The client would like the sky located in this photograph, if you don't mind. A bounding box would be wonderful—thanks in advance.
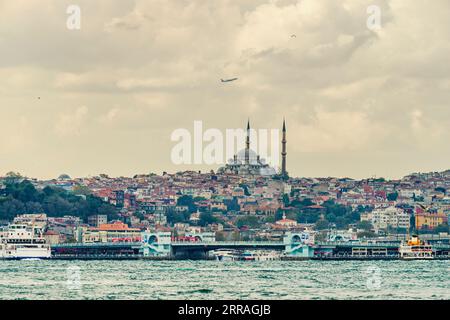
[0,0,449,180]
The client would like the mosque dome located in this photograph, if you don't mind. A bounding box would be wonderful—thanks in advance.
[58,174,71,180]
[218,120,286,178]
[236,148,259,164]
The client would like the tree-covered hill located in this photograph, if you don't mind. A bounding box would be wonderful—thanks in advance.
[0,180,118,222]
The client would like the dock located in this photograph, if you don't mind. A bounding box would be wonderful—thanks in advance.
[49,240,450,260]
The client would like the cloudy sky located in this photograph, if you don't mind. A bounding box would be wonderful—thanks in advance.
[0,0,449,180]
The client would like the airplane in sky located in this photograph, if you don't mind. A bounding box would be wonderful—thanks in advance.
[221,78,238,83]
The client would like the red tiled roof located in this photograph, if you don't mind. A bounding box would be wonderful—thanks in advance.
[95,221,140,231]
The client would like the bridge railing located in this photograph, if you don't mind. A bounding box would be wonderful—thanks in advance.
[315,241,450,249]
[53,242,142,248]
[51,240,450,249]
[315,241,401,247]
[171,241,284,246]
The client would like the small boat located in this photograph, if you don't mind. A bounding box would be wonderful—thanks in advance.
[399,235,434,260]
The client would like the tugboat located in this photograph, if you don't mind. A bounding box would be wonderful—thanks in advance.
[0,224,51,260]
[399,235,434,260]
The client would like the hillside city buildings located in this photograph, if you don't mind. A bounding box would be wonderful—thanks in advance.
[0,121,449,244]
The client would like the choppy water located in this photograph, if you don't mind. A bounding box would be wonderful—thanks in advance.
[0,260,448,300]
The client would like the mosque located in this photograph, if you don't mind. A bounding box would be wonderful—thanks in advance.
[217,120,288,179]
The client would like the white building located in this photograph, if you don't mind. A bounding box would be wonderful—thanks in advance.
[88,214,107,227]
[13,214,48,229]
[399,189,423,199]
[362,206,410,232]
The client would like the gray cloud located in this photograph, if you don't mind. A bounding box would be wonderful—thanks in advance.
[0,0,449,179]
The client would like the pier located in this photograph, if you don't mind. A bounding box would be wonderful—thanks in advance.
[51,238,450,260]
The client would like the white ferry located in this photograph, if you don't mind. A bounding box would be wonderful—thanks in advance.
[0,224,51,260]
[212,249,241,261]
[399,235,434,260]
[239,250,281,261]
[212,249,281,261]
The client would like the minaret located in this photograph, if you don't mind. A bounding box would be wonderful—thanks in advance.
[281,118,287,178]
[245,119,250,165]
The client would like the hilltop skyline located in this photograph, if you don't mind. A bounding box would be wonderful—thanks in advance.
[1,0,450,180]
[2,167,450,183]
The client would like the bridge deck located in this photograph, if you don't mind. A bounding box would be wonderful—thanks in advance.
[53,242,142,249]
[52,241,450,250]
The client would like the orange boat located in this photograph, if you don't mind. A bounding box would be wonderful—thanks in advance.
[399,235,434,260]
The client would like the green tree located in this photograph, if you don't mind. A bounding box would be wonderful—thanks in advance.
[435,187,446,194]
[291,198,314,208]
[387,192,398,201]
[73,185,92,196]
[167,210,189,224]
[239,184,251,196]
[282,194,290,206]
[224,197,240,212]
[3,172,23,185]
[177,195,197,213]
[236,215,260,228]
[434,224,449,234]
[356,220,373,231]
[263,215,276,223]
[199,212,218,226]
[297,211,320,224]
[315,219,330,230]
[357,230,377,238]
[0,181,118,223]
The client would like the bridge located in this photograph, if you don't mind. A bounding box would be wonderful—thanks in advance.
[170,241,286,259]
[51,231,450,260]
[52,241,143,258]
[52,232,314,259]
[172,241,285,250]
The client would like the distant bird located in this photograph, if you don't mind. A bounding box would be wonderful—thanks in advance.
[221,78,238,83]
[37,97,41,99]
[290,34,296,38]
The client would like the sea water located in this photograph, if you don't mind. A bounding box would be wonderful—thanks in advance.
[0,260,448,300]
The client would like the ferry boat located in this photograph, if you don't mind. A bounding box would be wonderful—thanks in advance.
[239,250,281,261]
[399,235,434,260]
[212,249,281,261]
[212,249,241,261]
[0,224,51,260]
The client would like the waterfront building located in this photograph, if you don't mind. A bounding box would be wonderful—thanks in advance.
[415,207,448,230]
[13,213,48,229]
[88,214,108,227]
[76,221,141,243]
[43,230,61,245]
[361,206,410,232]
[275,213,298,228]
